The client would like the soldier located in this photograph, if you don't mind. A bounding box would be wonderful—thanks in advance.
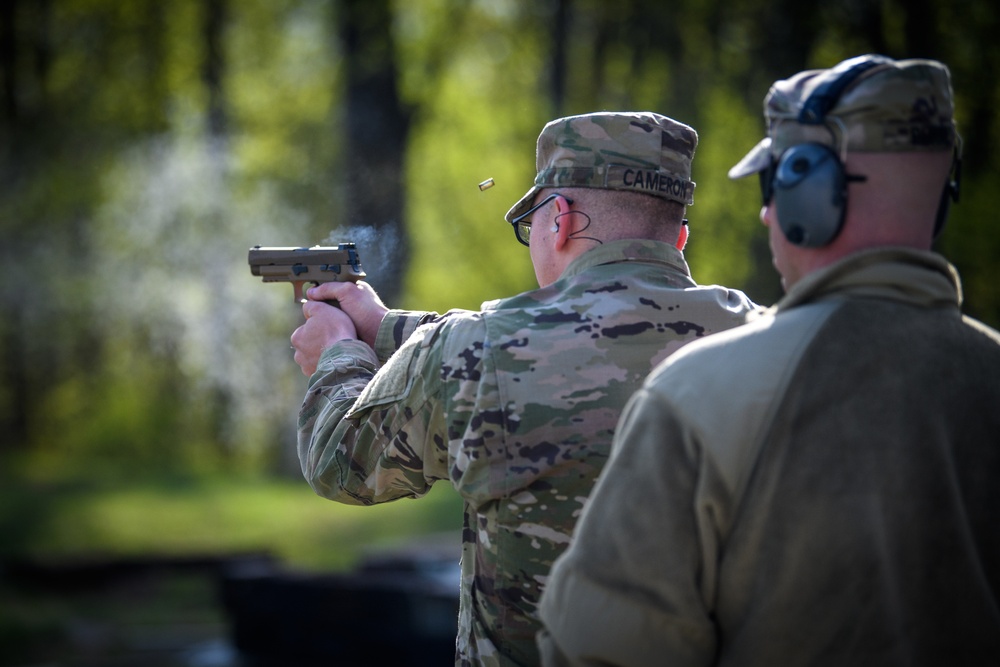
[290,111,757,667]
[538,57,1000,666]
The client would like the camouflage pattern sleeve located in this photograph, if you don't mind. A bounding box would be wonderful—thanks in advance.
[298,326,457,504]
[374,309,481,363]
[373,309,439,363]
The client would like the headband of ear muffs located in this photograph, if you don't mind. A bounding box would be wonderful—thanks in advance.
[766,56,889,247]
[763,55,961,246]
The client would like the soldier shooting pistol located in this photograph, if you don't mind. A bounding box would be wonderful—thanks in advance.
[248,243,366,304]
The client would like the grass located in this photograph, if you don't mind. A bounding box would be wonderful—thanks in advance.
[0,473,465,571]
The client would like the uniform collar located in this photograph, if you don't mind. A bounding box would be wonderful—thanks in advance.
[560,239,694,283]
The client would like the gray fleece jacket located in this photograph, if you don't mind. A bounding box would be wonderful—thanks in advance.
[539,247,1000,666]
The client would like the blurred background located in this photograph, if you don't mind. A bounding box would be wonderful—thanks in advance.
[2,0,998,664]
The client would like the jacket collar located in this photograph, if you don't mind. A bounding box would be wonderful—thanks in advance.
[773,247,962,314]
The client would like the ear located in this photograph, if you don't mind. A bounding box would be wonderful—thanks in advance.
[675,222,689,250]
[553,195,573,250]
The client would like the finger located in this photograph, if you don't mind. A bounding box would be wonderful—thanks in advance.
[301,299,331,320]
[307,281,354,301]
[292,348,315,376]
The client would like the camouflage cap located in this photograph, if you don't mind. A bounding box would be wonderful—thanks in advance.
[729,55,959,179]
[505,111,698,222]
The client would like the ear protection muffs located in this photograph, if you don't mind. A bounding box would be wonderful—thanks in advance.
[766,55,892,247]
[771,143,847,246]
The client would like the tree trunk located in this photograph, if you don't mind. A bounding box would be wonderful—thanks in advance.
[339,0,411,305]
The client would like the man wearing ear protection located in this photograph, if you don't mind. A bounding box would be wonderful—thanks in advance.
[538,56,1000,666]
[289,111,756,666]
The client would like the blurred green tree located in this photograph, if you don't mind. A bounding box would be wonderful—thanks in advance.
[0,0,997,476]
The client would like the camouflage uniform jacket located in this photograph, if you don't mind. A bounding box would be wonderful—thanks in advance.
[298,239,757,666]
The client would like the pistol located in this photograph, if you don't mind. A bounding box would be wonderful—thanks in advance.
[248,243,366,303]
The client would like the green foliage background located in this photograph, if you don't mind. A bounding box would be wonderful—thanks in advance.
[2,4,996,659]
[2,0,998,482]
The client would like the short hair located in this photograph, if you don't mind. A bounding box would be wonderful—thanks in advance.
[567,188,686,243]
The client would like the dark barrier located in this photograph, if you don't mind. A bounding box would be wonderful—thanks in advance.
[219,551,460,667]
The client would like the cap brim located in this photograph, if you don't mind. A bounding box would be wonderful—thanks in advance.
[728,137,773,179]
[504,186,542,223]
